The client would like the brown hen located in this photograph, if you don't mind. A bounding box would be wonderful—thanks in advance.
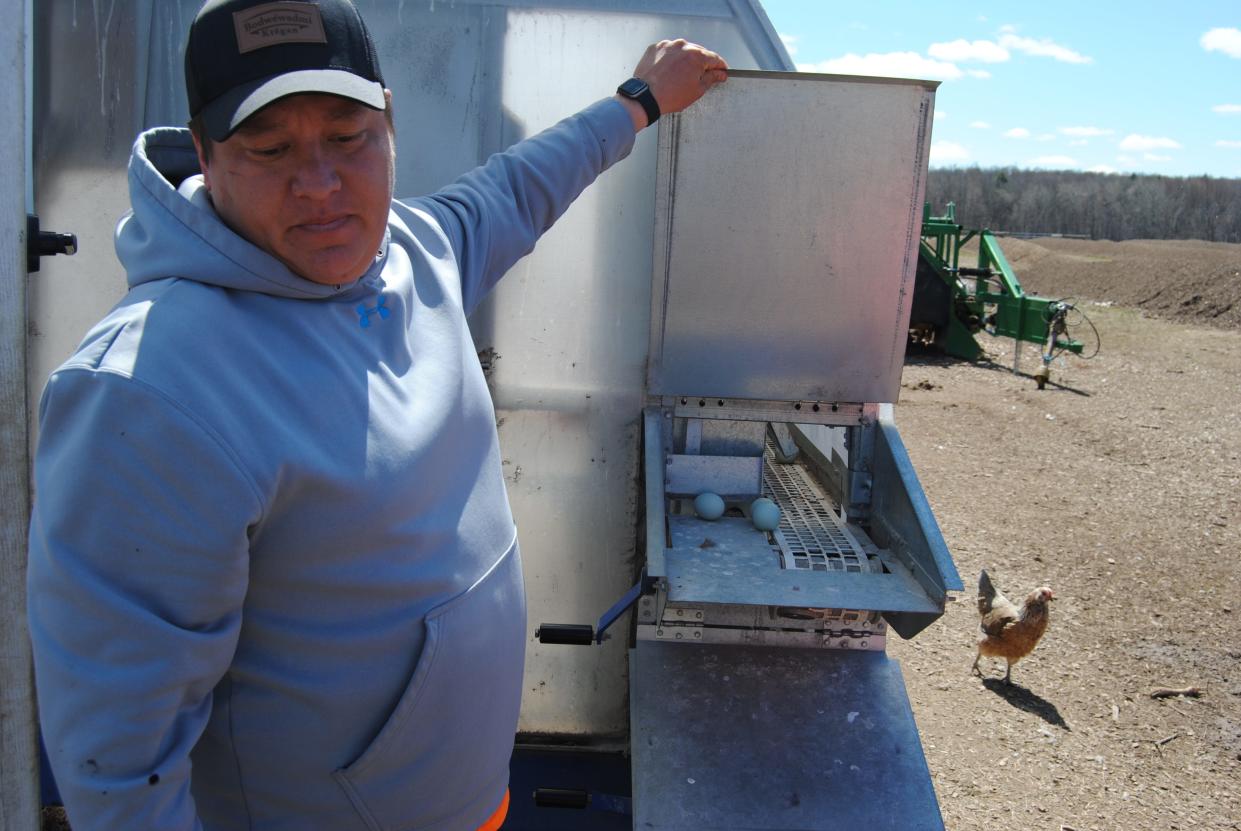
[971,569,1053,684]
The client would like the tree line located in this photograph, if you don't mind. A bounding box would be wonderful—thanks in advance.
[924,167,1241,243]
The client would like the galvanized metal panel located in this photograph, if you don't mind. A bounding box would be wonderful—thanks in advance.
[3,1,39,824]
[475,8,767,738]
[665,516,939,612]
[666,454,763,497]
[630,643,944,830]
[678,416,767,456]
[648,70,937,404]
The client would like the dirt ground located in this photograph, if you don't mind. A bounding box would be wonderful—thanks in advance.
[889,237,1241,831]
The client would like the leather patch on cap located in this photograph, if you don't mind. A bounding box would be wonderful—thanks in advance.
[233,2,328,54]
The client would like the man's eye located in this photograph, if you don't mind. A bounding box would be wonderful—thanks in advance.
[334,131,364,145]
[248,145,285,159]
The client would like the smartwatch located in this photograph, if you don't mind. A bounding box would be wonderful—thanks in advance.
[617,77,661,125]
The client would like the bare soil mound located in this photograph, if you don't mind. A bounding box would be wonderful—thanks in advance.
[992,237,1241,330]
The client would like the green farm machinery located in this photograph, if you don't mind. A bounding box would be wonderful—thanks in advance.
[910,203,1091,388]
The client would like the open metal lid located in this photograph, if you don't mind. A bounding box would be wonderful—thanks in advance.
[646,70,937,405]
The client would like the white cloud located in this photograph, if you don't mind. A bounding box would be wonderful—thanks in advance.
[1036,133,1056,142]
[1060,126,1114,137]
[930,141,971,164]
[966,69,992,79]
[970,121,991,129]
[797,52,963,81]
[1027,155,1078,168]
[999,33,1092,64]
[1143,153,1172,162]
[1068,139,1088,147]
[1003,127,1031,138]
[927,39,1009,63]
[1201,27,1241,58]
[1212,104,1241,114]
[1217,139,1241,148]
[1088,165,1117,174]
[780,33,798,58]
[1119,134,1183,151]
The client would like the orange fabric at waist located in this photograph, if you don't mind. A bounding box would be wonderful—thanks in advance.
[476,788,509,831]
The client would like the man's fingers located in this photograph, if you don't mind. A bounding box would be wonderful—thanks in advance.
[627,39,729,120]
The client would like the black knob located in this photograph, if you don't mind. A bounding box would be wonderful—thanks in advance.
[27,214,78,273]
[535,623,595,645]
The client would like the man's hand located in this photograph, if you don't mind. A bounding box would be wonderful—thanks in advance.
[617,39,729,130]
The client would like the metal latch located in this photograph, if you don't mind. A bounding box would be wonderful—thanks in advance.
[27,214,77,273]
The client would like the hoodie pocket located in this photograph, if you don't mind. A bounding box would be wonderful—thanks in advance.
[334,539,526,831]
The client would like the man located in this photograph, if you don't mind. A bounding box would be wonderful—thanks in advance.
[26,1,726,828]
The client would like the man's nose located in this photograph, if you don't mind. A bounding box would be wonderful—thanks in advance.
[291,150,342,199]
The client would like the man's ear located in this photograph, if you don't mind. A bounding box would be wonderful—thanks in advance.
[190,131,212,191]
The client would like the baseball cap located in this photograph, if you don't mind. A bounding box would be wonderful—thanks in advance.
[185,0,386,142]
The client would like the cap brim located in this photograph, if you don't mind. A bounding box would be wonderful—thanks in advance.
[200,69,386,142]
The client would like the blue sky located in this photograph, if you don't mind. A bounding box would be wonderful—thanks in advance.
[760,1,1241,178]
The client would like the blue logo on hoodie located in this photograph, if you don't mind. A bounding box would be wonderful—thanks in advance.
[357,295,390,329]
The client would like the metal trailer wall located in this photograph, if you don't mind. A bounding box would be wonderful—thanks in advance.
[3,1,40,828]
[24,0,792,765]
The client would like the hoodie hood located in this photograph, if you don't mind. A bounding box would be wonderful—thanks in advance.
[116,127,388,299]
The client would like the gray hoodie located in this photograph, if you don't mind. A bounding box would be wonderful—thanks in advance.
[29,97,635,831]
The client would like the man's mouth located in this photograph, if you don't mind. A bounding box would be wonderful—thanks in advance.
[296,215,351,233]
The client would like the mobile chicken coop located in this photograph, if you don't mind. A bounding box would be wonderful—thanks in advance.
[2,2,961,829]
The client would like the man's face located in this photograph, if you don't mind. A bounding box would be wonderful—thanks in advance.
[193,92,395,286]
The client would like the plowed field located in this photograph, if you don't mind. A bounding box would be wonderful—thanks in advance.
[894,237,1241,831]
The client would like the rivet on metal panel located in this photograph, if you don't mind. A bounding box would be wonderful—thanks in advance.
[717,400,724,407]
[676,609,683,617]
[698,399,706,407]
[693,631,701,639]
[861,641,869,648]
[675,632,683,640]
[695,612,702,620]
[680,398,687,405]
[794,403,802,411]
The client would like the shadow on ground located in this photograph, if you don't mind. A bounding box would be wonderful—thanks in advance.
[982,677,1071,730]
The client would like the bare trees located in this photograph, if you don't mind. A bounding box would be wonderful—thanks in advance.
[926,168,1241,242]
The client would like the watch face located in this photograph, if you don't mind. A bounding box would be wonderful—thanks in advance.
[619,77,649,97]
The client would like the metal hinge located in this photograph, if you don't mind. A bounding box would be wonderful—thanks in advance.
[653,623,703,642]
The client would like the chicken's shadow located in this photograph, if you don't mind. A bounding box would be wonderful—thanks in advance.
[982,678,1071,730]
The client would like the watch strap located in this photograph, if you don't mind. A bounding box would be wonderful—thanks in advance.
[617,77,660,125]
